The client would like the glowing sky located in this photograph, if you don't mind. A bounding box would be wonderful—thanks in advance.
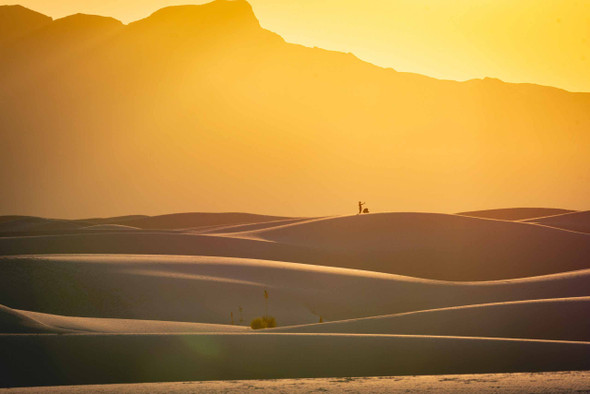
[3,0,589,92]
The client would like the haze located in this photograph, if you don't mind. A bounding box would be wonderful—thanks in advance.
[0,0,588,218]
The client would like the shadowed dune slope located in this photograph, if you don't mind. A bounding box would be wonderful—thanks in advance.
[2,333,590,387]
[526,210,590,234]
[457,208,575,221]
[1,213,589,280]
[0,217,90,233]
[272,297,590,341]
[7,308,248,334]
[2,255,590,326]
[236,213,590,280]
[77,215,150,225]
[0,304,56,333]
[120,212,295,230]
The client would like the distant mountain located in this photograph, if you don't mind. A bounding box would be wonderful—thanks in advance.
[0,5,51,44]
[1,0,589,217]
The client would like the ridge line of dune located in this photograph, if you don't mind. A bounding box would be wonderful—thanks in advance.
[267,296,590,331]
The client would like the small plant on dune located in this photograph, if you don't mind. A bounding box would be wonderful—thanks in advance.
[250,316,277,329]
[250,289,277,329]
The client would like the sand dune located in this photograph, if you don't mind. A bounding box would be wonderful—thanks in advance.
[0,304,56,334]
[525,210,590,234]
[272,297,590,341]
[457,208,575,221]
[194,217,314,235]
[0,212,295,233]
[233,212,590,280]
[119,212,294,230]
[2,333,589,387]
[2,254,590,326]
[0,215,33,225]
[81,224,140,231]
[76,215,149,225]
[0,217,89,233]
[10,371,589,394]
[8,308,248,334]
[1,213,589,280]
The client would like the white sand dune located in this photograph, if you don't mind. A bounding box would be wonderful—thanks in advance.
[525,210,590,234]
[2,213,589,280]
[0,217,88,233]
[13,308,248,334]
[457,208,576,221]
[76,215,149,225]
[2,254,590,327]
[193,217,313,235]
[271,296,590,341]
[230,212,590,280]
[119,212,295,230]
[1,333,589,387]
[1,211,589,388]
[0,304,57,333]
[81,224,140,231]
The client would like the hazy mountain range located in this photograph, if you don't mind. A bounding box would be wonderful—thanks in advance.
[1,0,589,217]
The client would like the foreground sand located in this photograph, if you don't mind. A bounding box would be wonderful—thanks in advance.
[2,333,589,387]
[4,371,589,393]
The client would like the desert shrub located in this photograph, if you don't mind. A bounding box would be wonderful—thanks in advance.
[250,316,277,329]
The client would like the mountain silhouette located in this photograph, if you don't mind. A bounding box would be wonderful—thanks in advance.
[0,5,51,44]
[0,0,589,217]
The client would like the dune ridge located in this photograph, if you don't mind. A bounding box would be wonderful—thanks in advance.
[271,296,590,341]
[525,210,590,234]
[457,208,576,221]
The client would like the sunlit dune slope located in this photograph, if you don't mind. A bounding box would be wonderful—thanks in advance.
[2,255,590,326]
[2,333,590,387]
[526,210,590,234]
[457,208,576,221]
[271,297,590,341]
[0,306,248,334]
[1,0,589,217]
[82,224,140,231]
[1,213,588,280]
[194,217,312,234]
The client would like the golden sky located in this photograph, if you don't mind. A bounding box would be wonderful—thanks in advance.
[3,0,590,92]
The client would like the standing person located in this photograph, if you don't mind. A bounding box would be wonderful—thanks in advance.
[358,201,366,214]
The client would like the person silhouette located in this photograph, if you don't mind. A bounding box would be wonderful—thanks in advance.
[358,201,366,214]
